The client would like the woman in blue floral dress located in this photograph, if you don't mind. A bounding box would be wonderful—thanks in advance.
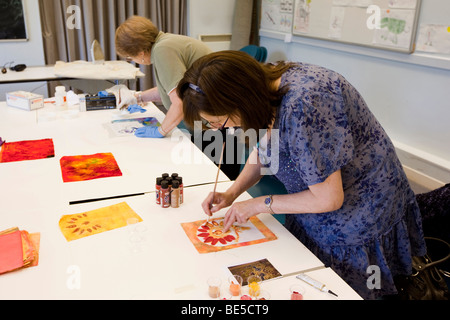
[177,51,426,299]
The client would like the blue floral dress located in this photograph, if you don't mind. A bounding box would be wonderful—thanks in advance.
[263,63,426,299]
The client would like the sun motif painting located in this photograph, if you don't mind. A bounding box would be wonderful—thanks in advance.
[0,138,55,163]
[181,217,277,254]
[59,152,122,183]
[59,202,142,242]
[196,219,250,246]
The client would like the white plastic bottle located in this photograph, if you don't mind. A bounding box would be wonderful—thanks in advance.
[55,86,67,108]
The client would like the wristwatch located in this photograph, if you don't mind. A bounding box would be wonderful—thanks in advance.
[264,195,275,214]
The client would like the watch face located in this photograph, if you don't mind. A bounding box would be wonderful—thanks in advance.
[265,197,271,206]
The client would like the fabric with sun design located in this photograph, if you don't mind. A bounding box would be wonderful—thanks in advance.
[197,219,251,246]
[181,217,277,254]
[59,202,142,242]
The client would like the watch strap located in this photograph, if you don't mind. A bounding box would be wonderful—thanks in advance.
[265,195,275,214]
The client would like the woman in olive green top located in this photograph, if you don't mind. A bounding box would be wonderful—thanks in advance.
[115,16,212,138]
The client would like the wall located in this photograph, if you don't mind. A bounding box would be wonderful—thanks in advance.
[0,0,47,99]
[260,2,450,190]
[187,0,236,40]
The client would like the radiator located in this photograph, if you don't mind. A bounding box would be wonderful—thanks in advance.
[198,34,232,52]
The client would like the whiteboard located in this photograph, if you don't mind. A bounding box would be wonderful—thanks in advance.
[0,0,28,41]
[261,0,422,53]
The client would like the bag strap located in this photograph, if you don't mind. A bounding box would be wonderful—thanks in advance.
[415,237,450,272]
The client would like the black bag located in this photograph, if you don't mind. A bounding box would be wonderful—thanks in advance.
[394,237,450,300]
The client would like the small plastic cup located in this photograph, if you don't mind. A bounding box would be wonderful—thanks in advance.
[247,275,262,298]
[290,284,305,300]
[207,277,222,299]
[126,218,145,253]
[219,288,233,300]
[228,275,243,296]
[257,289,271,300]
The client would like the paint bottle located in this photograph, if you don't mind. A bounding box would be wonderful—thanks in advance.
[55,86,67,108]
[171,180,180,208]
[166,176,173,188]
[155,177,163,205]
[160,180,170,208]
[175,176,184,204]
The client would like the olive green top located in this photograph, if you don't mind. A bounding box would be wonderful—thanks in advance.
[151,32,212,110]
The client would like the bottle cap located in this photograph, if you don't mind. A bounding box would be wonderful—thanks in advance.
[161,180,169,188]
[156,177,163,185]
[171,173,179,178]
[162,173,169,179]
[172,180,180,188]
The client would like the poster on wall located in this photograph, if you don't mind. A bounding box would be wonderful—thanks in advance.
[0,0,28,41]
[261,0,294,33]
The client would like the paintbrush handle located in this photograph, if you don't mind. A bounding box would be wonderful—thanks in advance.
[210,142,226,209]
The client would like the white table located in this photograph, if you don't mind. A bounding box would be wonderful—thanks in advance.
[0,63,145,84]
[0,182,331,300]
[0,66,72,84]
[0,101,39,130]
[0,102,230,210]
[256,268,362,300]
[0,99,361,301]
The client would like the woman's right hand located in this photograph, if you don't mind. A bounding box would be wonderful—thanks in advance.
[201,191,235,217]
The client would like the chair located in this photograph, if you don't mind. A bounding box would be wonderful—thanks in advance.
[239,45,268,63]
[91,40,105,64]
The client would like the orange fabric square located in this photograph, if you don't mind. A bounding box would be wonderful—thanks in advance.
[60,153,122,183]
[0,229,24,274]
[0,139,54,163]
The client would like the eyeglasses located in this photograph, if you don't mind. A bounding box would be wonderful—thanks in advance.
[204,116,229,130]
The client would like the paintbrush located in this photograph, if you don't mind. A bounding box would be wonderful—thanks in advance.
[207,117,230,223]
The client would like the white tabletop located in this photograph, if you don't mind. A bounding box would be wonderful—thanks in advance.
[0,99,361,300]
[0,66,64,84]
[257,268,362,300]
[0,102,230,209]
[0,63,145,84]
[0,101,39,129]
[0,182,330,300]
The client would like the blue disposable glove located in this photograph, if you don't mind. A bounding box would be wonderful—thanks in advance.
[134,126,164,138]
[98,90,109,97]
[127,104,147,114]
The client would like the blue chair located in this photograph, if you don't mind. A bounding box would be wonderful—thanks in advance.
[239,45,268,63]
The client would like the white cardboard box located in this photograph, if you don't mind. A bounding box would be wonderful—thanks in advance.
[6,91,44,111]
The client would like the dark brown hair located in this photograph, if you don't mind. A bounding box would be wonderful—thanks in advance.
[115,16,159,58]
[177,50,294,131]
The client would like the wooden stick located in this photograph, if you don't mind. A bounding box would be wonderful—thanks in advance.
[210,141,226,213]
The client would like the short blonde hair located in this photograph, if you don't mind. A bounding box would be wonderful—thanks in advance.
[115,16,159,58]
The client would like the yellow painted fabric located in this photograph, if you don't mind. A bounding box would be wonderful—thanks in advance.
[59,202,142,242]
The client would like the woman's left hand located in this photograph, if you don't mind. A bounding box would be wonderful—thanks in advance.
[223,198,261,232]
